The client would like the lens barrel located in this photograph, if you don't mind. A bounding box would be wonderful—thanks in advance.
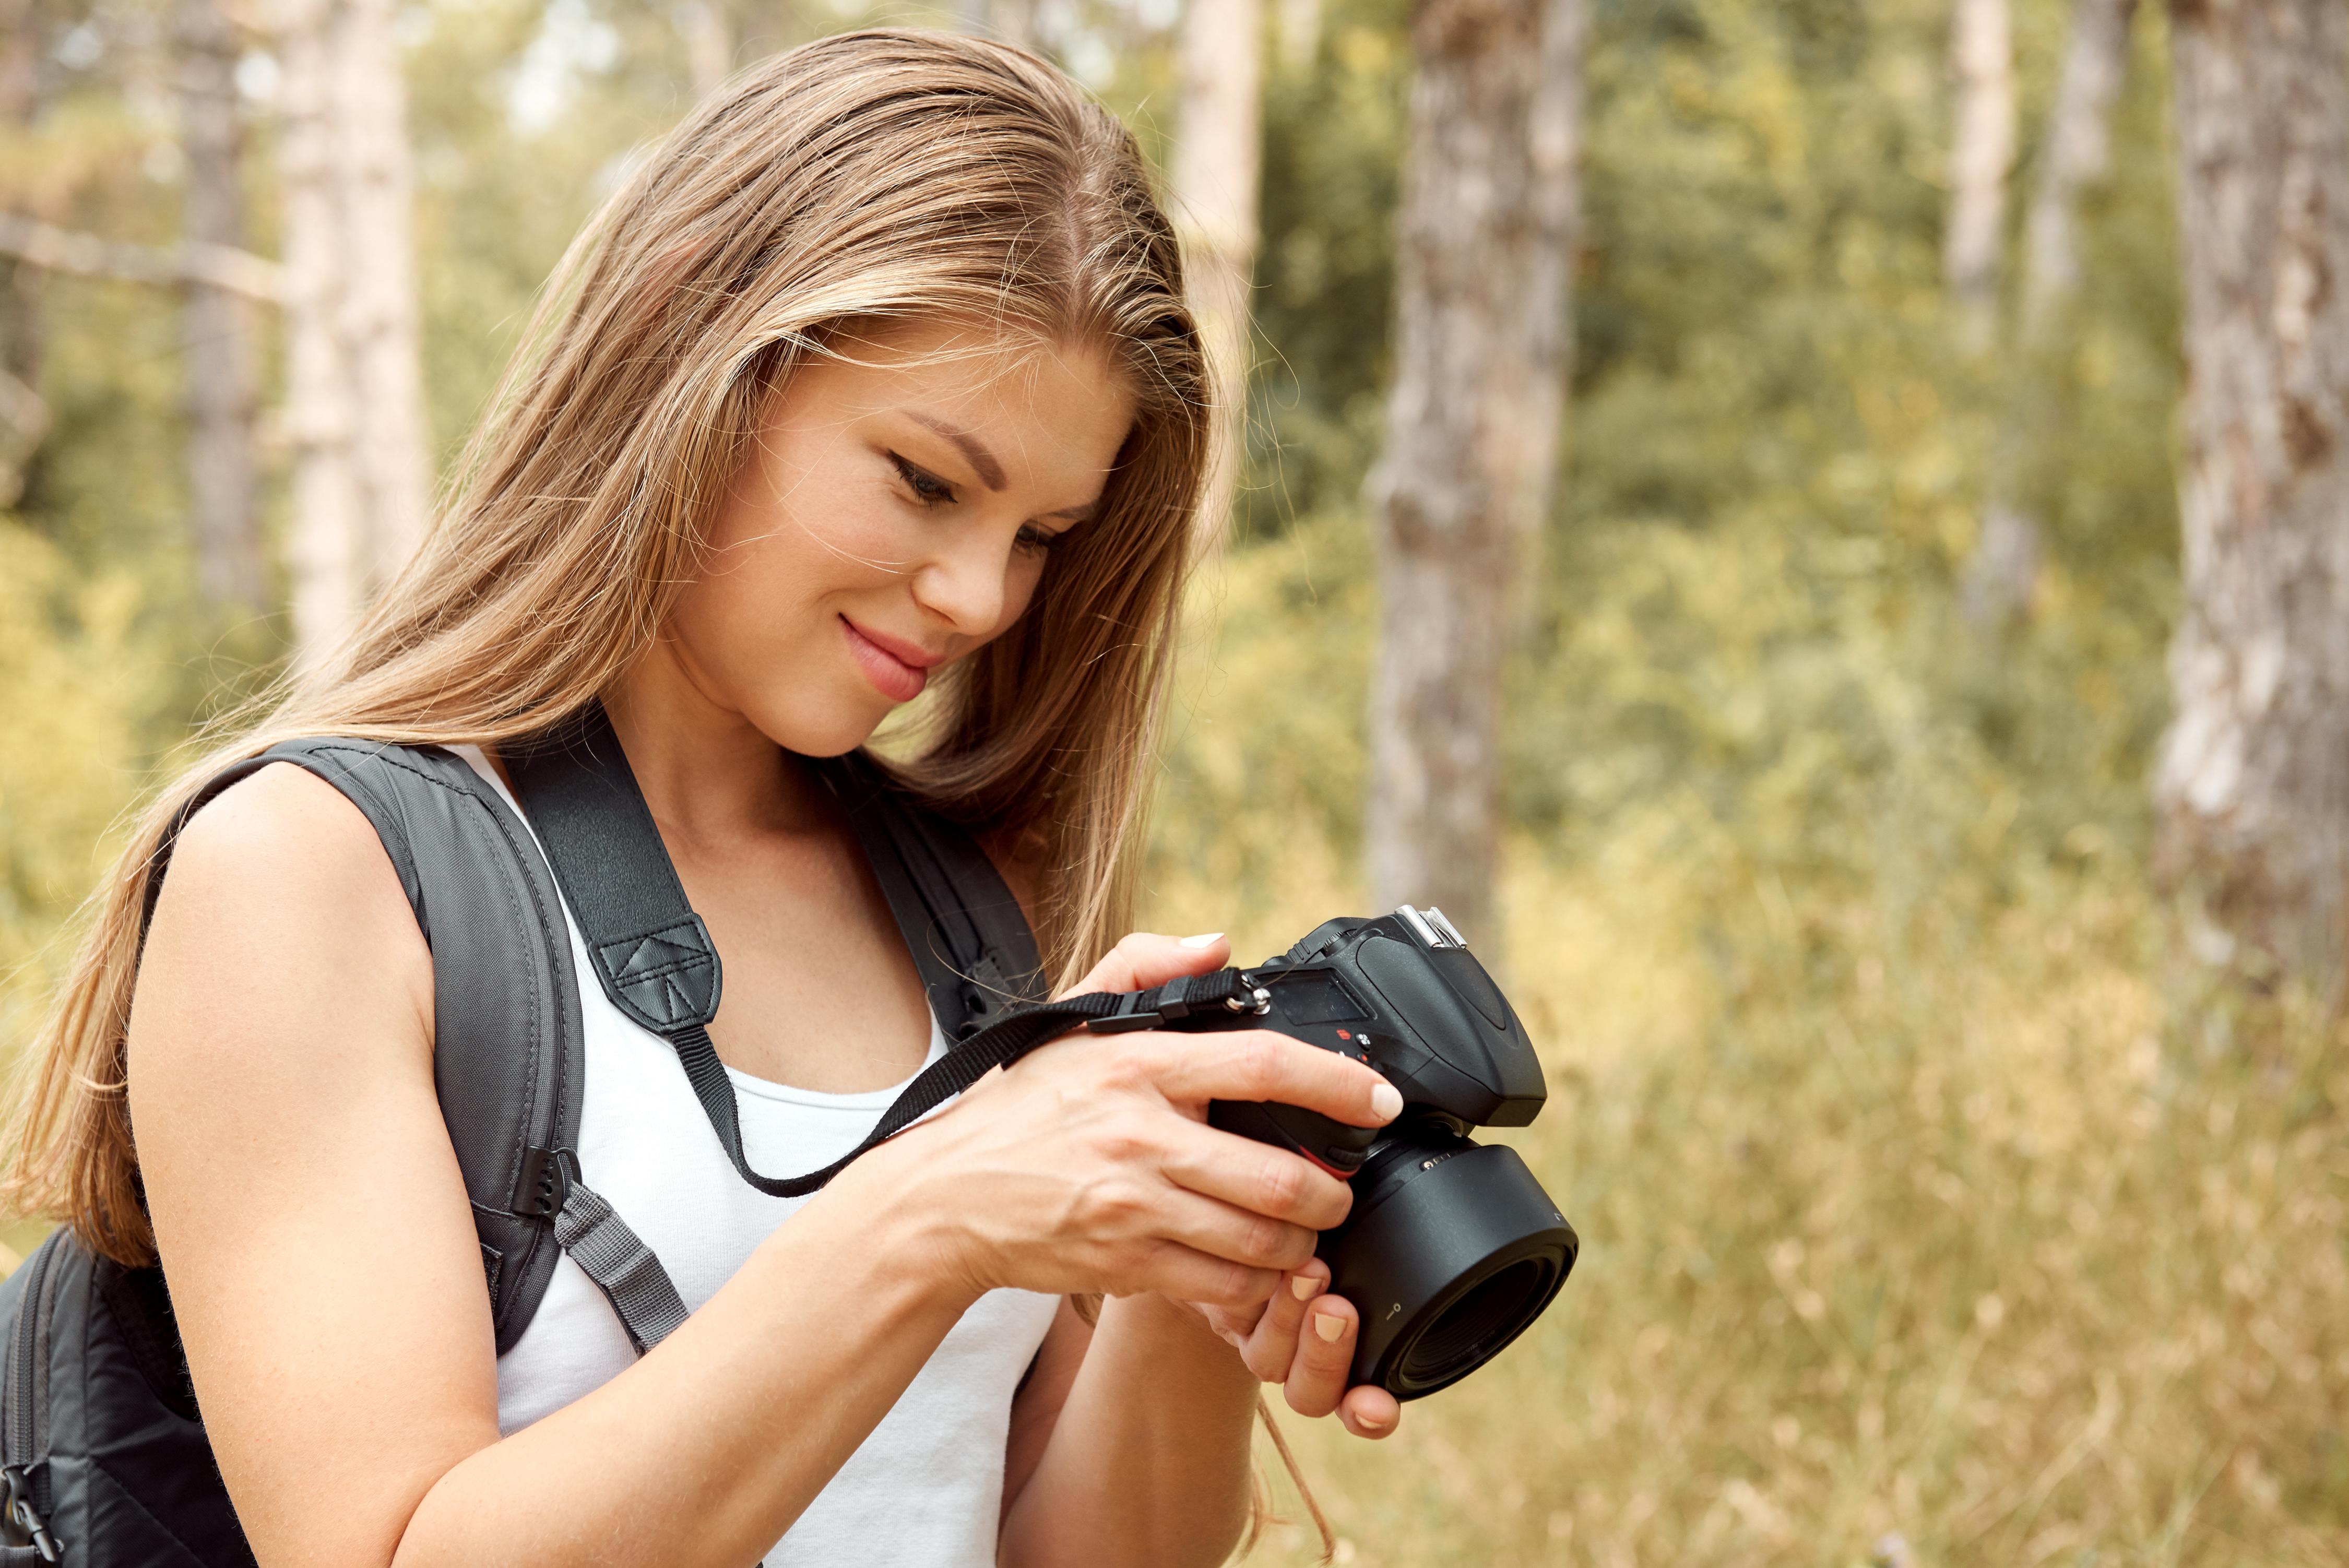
[1320,1130,1577,1399]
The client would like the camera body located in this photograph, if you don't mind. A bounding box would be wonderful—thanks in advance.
[1154,907,1579,1400]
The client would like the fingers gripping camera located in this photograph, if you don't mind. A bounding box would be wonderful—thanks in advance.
[666,898,1580,1401]
[1113,908,1580,1400]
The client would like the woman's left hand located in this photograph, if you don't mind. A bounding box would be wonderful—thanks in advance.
[1195,1261,1402,1439]
[1058,931,1404,1442]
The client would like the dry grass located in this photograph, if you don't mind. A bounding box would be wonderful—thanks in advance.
[1144,529,2349,1568]
[1147,847,2348,1568]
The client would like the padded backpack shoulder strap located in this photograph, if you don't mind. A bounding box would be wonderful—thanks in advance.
[810,752,1049,1036]
[506,704,1053,1202]
[152,740,685,1354]
[505,704,1047,1041]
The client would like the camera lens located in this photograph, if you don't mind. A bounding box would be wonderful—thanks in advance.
[1318,1123,1577,1399]
[1394,1256,1558,1387]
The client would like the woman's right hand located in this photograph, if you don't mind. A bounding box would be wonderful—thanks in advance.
[834,931,1401,1312]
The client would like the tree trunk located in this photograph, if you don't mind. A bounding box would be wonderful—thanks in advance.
[278,0,363,664]
[0,0,44,508]
[688,0,810,86]
[2019,0,2137,344]
[1172,0,1263,547]
[1945,0,2014,354]
[1961,0,2137,628]
[335,0,431,596]
[991,0,1038,51]
[1366,0,1582,946]
[2153,0,2349,1001]
[683,0,734,99]
[277,0,431,668]
[177,0,266,609]
[1277,0,1320,73]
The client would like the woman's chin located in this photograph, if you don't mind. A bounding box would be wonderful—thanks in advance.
[752,695,894,761]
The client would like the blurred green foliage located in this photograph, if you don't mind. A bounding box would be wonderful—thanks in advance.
[1153,1,2340,1562]
[6,0,2347,1558]
[1165,0,2185,922]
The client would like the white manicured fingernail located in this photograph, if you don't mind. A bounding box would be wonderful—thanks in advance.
[1370,1083,1404,1121]
[1290,1274,1320,1301]
[1313,1310,1346,1344]
[1357,1410,1391,1431]
[1180,932,1225,948]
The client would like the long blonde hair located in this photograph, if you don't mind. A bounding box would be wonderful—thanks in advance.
[5,30,1206,1268]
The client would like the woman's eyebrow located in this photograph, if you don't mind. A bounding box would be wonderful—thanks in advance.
[903,411,1007,491]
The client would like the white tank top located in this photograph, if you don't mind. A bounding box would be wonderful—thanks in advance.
[455,749,1060,1566]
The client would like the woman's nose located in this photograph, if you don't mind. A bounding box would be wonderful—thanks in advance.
[910,526,1013,638]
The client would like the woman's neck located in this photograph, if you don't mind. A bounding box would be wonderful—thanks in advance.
[602,650,834,850]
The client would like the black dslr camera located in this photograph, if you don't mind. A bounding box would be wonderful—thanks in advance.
[1145,907,1577,1399]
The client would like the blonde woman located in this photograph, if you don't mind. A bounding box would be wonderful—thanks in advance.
[3,30,1402,1568]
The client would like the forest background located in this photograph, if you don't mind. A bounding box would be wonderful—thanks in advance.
[2,0,2345,1565]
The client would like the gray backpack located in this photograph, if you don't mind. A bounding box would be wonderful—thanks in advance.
[1,715,1046,1565]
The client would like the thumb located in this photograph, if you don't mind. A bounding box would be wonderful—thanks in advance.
[1059,931,1231,999]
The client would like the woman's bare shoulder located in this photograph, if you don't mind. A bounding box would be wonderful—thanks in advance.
[139,760,431,1060]
[162,761,411,915]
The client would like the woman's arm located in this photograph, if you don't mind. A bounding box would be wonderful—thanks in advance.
[134,767,1391,1568]
[132,765,977,1565]
[994,939,1404,1568]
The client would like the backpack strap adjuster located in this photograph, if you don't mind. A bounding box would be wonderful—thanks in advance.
[514,1146,580,1221]
[2,1465,59,1563]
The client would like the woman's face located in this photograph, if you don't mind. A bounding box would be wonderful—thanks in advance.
[654,320,1138,757]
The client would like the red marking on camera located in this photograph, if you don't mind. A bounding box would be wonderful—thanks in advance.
[1302,1149,1365,1180]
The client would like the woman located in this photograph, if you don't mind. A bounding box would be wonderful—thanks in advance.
[3,29,1404,1568]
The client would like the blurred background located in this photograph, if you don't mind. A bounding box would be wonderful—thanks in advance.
[3,0,2346,1563]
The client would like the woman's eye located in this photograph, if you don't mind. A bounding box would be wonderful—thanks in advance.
[1015,523,1064,555]
[888,453,957,507]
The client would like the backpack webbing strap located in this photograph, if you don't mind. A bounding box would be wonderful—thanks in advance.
[812,754,1047,1037]
[160,739,689,1361]
[554,1180,692,1353]
[507,703,1262,1200]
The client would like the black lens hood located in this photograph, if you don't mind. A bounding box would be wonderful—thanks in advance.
[1320,1139,1577,1399]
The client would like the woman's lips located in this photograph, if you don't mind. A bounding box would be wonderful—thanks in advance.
[840,616,932,703]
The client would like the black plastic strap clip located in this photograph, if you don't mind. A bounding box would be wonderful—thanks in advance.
[515,1146,581,1221]
[2,1466,59,1563]
[1086,970,1271,1034]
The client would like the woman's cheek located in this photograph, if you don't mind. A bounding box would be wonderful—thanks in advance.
[992,558,1046,638]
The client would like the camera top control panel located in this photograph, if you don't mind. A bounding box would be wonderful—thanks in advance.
[1192,906,1550,1177]
[1247,906,1546,1130]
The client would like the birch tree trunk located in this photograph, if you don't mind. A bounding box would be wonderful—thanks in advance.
[1945,0,2014,355]
[336,0,431,596]
[1960,0,2136,627]
[993,0,1039,52]
[683,0,735,99]
[277,0,431,668]
[0,0,44,508]
[1366,0,1582,944]
[2153,0,2349,1001]
[1172,0,1263,547]
[1277,0,1320,73]
[2017,0,2136,346]
[278,0,363,662]
[177,0,266,609]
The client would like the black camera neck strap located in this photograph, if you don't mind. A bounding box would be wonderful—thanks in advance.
[506,703,1262,1199]
[697,969,1263,1198]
